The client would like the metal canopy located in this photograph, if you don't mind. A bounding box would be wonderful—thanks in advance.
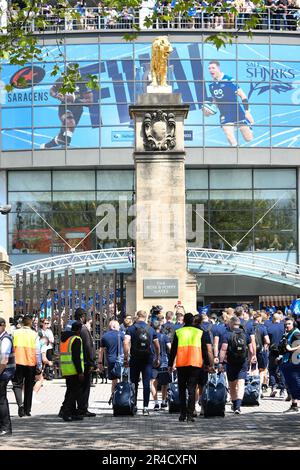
[10,247,300,289]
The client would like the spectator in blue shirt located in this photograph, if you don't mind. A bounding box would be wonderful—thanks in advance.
[98,320,124,395]
[151,321,171,410]
[251,312,270,397]
[267,313,286,397]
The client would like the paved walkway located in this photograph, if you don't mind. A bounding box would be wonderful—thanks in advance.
[2,380,300,450]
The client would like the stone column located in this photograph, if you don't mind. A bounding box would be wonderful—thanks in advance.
[0,247,14,329]
[126,93,197,314]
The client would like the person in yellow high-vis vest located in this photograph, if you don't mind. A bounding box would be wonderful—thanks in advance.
[169,313,214,422]
[12,315,42,418]
[59,321,85,422]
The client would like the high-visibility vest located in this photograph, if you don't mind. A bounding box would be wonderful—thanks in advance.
[175,326,203,368]
[0,332,16,380]
[60,335,84,377]
[13,327,38,367]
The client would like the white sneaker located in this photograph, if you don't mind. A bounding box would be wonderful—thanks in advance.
[40,143,46,149]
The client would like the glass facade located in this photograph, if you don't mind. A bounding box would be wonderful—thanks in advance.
[8,168,297,264]
[1,42,300,150]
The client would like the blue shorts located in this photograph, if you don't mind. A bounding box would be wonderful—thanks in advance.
[226,362,248,382]
[257,350,269,370]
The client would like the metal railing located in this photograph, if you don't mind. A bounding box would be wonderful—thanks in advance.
[5,8,300,33]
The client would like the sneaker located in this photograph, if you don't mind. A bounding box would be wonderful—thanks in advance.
[18,406,25,418]
[279,390,286,398]
[187,415,195,422]
[25,412,31,417]
[262,384,268,392]
[160,402,168,409]
[285,394,292,402]
[234,409,241,415]
[0,430,12,436]
[179,414,186,422]
[284,405,299,413]
[270,390,277,398]
[260,393,264,399]
[143,408,150,416]
[83,411,96,417]
[153,404,160,411]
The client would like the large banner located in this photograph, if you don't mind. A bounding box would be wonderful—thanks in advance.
[1,42,300,150]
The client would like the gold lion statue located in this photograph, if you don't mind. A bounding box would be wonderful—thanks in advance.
[150,36,173,88]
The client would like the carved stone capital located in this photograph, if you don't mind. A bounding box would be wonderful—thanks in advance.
[142,110,176,151]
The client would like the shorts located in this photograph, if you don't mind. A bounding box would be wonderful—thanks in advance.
[152,367,171,386]
[257,350,269,370]
[58,103,83,125]
[107,362,120,381]
[226,362,248,382]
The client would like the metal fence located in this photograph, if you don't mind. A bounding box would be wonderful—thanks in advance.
[14,268,125,374]
[10,8,300,33]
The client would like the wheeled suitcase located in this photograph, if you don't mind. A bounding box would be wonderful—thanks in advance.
[167,372,181,413]
[201,372,227,418]
[112,369,136,416]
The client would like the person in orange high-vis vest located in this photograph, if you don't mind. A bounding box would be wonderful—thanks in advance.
[12,315,42,418]
[169,312,214,422]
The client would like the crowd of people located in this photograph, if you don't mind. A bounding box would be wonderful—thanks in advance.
[5,0,300,31]
[1,302,300,435]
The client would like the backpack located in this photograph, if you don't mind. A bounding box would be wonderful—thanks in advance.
[228,330,248,363]
[132,325,151,358]
[254,325,264,353]
[161,323,175,342]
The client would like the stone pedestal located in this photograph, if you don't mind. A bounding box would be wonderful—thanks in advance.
[126,93,197,315]
[0,246,14,329]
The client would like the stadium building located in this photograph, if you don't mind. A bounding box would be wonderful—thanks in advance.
[1,6,300,312]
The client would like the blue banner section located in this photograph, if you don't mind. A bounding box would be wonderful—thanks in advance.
[1,42,300,150]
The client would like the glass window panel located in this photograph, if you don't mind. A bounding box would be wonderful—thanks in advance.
[53,171,95,191]
[203,60,237,82]
[134,43,152,59]
[100,43,133,60]
[254,189,296,209]
[210,211,254,231]
[66,44,99,61]
[204,126,228,147]
[171,43,202,60]
[71,127,100,148]
[52,212,96,252]
[203,43,236,60]
[254,210,296,232]
[186,171,208,190]
[33,128,62,149]
[52,192,96,212]
[100,105,132,126]
[254,169,296,188]
[184,126,203,147]
[270,61,300,82]
[254,231,296,251]
[210,190,253,210]
[241,83,270,104]
[271,127,300,148]
[8,171,51,191]
[96,191,133,201]
[210,170,252,189]
[100,61,134,81]
[238,62,270,82]
[237,44,269,61]
[2,107,32,128]
[36,62,64,84]
[101,126,133,147]
[271,45,300,61]
[8,192,52,212]
[32,84,62,106]
[33,45,64,63]
[2,129,32,150]
[9,231,53,254]
[33,106,61,127]
[8,212,51,232]
[271,105,300,126]
[100,82,132,103]
[240,126,270,147]
[97,171,134,190]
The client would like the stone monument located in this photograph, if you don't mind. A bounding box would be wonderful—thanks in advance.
[0,246,14,328]
[126,37,197,314]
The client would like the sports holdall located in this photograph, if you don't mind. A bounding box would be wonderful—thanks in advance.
[242,364,260,406]
[167,372,181,413]
[201,371,227,418]
[112,368,136,416]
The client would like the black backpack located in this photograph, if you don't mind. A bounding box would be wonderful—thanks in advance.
[254,325,264,353]
[161,323,175,342]
[228,330,248,363]
[132,325,151,358]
